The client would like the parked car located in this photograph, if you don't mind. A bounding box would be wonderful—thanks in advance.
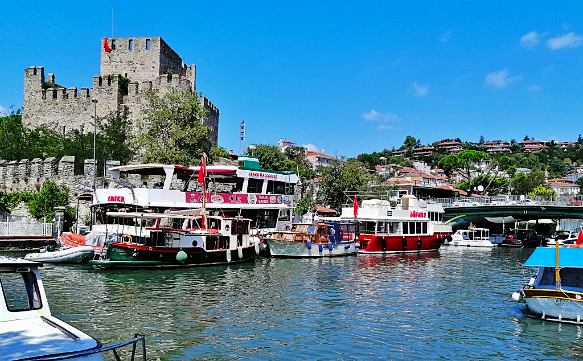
[519,199,538,206]
[452,199,480,207]
[569,197,583,206]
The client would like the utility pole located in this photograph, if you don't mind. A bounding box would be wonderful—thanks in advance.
[92,99,98,190]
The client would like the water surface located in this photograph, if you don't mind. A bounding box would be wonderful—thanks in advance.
[39,248,583,360]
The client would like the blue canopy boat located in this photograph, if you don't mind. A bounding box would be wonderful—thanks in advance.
[513,246,583,324]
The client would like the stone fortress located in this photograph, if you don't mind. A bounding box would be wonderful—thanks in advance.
[22,37,219,143]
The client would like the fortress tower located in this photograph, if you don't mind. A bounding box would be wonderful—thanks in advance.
[22,37,218,143]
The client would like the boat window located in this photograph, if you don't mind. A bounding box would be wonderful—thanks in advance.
[377,222,387,234]
[247,178,264,193]
[560,268,583,290]
[361,222,377,234]
[207,218,222,230]
[403,222,409,234]
[0,271,42,312]
[415,222,422,234]
[232,220,249,235]
[266,180,286,194]
[284,183,295,196]
[422,222,427,234]
[278,209,291,221]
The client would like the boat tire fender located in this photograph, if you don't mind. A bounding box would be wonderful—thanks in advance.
[318,243,324,253]
[328,242,334,251]
[306,240,312,250]
[237,246,244,259]
[254,242,260,255]
[417,237,422,250]
[226,249,232,263]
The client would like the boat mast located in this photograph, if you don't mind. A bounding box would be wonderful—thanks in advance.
[555,240,561,289]
[198,153,208,229]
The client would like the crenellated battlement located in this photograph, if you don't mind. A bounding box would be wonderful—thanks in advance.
[22,36,217,142]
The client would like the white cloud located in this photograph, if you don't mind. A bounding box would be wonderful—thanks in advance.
[0,105,6,115]
[485,69,520,89]
[440,31,451,43]
[528,84,542,92]
[362,109,401,122]
[520,31,540,49]
[362,109,401,130]
[412,82,429,97]
[547,32,583,49]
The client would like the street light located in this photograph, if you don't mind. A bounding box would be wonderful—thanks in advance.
[91,99,98,190]
[249,144,256,156]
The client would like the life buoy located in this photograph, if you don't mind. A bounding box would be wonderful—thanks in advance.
[121,234,133,244]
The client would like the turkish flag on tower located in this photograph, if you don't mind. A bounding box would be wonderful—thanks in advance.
[197,156,207,184]
[353,196,359,218]
[103,38,112,53]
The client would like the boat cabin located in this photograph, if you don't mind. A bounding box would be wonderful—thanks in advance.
[92,156,298,233]
[272,221,356,244]
[525,247,583,293]
[452,228,490,242]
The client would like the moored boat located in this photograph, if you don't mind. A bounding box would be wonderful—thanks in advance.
[265,221,358,258]
[513,238,583,324]
[340,195,452,254]
[444,227,495,247]
[23,232,106,264]
[0,257,146,360]
[90,211,259,268]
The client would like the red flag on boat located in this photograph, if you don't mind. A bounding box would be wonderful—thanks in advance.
[103,37,112,53]
[577,227,583,245]
[197,156,206,184]
[353,196,359,218]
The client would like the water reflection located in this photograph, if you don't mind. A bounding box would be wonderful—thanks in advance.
[26,249,583,360]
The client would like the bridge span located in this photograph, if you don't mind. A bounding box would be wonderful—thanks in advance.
[444,205,583,222]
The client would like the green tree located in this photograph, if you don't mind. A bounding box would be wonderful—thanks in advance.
[529,185,556,200]
[438,150,489,181]
[133,90,216,165]
[295,196,315,216]
[510,170,545,195]
[26,181,70,221]
[317,159,375,210]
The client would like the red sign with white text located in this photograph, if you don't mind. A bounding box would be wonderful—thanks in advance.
[185,192,288,205]
[409,211,426,218]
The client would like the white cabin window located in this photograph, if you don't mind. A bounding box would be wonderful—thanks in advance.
[0,272,42,311]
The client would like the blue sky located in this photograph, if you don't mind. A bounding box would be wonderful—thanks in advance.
[1,1,583,157]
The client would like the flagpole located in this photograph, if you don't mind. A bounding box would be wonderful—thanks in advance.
[201,153,207,229]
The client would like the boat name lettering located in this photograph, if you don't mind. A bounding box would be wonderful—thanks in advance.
[409,211,426,218]
[248,171,278,180]
[107,195,125,202]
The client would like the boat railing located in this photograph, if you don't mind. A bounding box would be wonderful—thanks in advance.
[20,333,147,361]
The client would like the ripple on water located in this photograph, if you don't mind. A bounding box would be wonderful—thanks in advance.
[35,249,581,360]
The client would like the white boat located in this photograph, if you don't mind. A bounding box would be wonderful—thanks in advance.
[265,222,358,258]
[24,245,94,263]
[0,257,146,360]
[512,246,583,324]
[546,230,578,247]
[444,228,495,247]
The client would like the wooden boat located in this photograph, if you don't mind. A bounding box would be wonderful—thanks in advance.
[90,211,259,268]
[0,257,146,360]
[513,232,583,324]
[265,221,358,258]
[340,195,452,254]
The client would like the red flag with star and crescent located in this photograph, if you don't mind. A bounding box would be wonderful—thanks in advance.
[103,37,112,53]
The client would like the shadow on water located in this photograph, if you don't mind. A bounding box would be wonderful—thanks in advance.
[26,249,583,360]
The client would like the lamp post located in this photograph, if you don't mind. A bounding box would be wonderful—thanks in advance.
[249,144,256,157]
[91,99,98,190]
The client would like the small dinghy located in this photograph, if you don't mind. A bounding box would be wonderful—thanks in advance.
[24,245,94,263]
[0,257,147,360]
[24,232,106,264]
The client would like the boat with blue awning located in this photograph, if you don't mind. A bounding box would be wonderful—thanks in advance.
[513,246,583,324]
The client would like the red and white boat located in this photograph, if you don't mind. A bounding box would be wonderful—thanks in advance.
[340,195,452,254]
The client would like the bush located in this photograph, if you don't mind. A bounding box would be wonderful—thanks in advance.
[26,181,70,221]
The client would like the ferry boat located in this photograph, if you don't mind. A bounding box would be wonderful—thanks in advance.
[265,221,358,258]
[91,156,298,237]
[512,243,583,324]
[0,257,146,360]
[90,211,258,268]
[444,228,495,247]
[340,195,452,254]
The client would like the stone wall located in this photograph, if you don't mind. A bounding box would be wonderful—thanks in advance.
[0,155,119,193]
[22,37,215,139]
